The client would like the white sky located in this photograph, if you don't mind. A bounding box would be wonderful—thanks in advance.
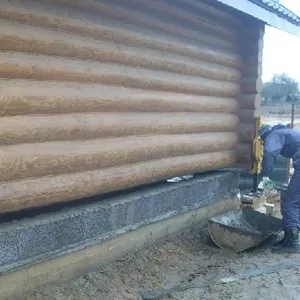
[262,0,300,82]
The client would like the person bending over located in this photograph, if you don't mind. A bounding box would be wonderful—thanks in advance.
[259,123,300,253]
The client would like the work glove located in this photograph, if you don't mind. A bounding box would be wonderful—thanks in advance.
[262,177,275,189]
[257,177,275,190]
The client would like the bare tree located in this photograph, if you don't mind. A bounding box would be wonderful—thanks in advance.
[262,73,299,103]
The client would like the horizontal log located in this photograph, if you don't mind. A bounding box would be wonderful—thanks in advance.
[0,0,242,67]
[241,41,264,61]
[240,78,263,94]
[0,112,239,145]
[239,123,254,143]
[0,19,241,82]
[241,65,263,78]
[237,143,252,164]
[0,80,238,116]
[0,150,236,213]
[238,109,260,123]
[45,0,236,50]
[118,0,238,40]
[238,94,261,109]
[242,23,265,39]
[241,50,263,66]
[240,31,264,52]
[0,133,238,182]
[0,52,240,97]
[180,0,241,26]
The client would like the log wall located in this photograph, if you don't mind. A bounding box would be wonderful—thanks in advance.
[237,20,264,167]
[0,0,259,213]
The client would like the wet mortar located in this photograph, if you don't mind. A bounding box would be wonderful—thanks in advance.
[210,210,282,236]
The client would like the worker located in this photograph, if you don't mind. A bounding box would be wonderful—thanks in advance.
[259,123,300,253]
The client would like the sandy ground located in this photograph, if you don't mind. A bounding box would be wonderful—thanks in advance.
[24,225,300,300]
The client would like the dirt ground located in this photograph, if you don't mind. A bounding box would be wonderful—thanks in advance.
[24,225,300,300]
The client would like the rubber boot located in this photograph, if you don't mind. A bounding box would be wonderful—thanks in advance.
[272,228,300,253]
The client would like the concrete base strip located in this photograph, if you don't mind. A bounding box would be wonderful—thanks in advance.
[0,196,239,300]
[0,172,239,274]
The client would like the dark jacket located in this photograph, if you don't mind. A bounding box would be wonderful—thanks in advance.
[262,127,300,176]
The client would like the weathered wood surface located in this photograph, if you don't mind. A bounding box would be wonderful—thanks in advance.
[0,113,239,145]
[0,0,255,212]
[0,151,236,213]
[237,21,264,164]
[41,0,238,50]
[0,133,238,182]
[0,81,238,116]
[0,0,242,67]
[0,20,241,82]
[0,52,240,97]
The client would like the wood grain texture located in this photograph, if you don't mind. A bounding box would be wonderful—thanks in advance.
[238,109,260,123]
[0,52,240,97]
[239,78,264,94]
[241,64,263,78]
[0,80,238,116]
[0,133,238,182]
[0,0,242,67]
[238,94,261,110]
[237,22,264,165]
[0,19,241,82]
[239,123,254,143]
[180,0,241,26]
[0,113,239,146]
[0,150,236,213]
[117,0,239,40]
[0,0,247,211]
[44,0,237,50]
[237,143,252,164]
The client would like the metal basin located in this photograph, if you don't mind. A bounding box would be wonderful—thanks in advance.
[208,209,282,252]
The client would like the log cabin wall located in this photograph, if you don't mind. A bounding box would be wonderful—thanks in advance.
[237,20,265,167]
[0,0,257,213]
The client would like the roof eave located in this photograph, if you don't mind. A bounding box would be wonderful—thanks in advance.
[216,0,300,37]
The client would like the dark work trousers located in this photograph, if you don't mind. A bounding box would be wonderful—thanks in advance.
[281,167,300,229]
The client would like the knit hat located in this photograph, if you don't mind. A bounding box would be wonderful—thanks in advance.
[259,124,272,140]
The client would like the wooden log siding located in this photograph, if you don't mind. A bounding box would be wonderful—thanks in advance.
[237,21,265,166]
[0,0,250,213]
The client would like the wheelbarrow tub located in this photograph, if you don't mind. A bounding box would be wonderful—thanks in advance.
[208,209,282,252]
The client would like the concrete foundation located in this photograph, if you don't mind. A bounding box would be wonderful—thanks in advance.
[0,171,239,299]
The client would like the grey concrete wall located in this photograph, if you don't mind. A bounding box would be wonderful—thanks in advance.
[0,196,240,300]
[0,171,239,274]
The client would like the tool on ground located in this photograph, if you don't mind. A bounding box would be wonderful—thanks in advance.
[248,116,264,194]
[141,260,300,300]
[208,209,282,252]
